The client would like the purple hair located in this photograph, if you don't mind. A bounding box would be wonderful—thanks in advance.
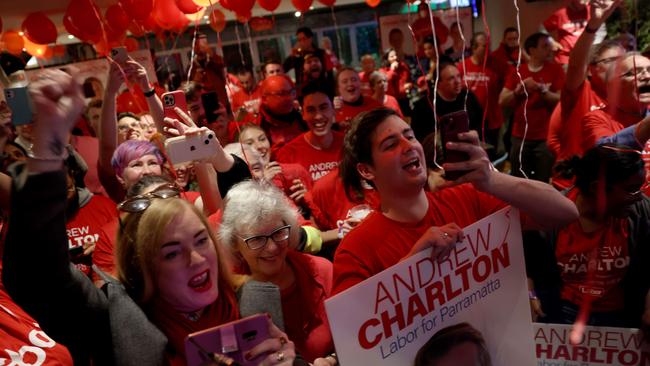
[111,140,164,178]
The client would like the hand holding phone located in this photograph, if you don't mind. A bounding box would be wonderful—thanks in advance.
[185,314,270,366]
[439,110,470,181]
[162,90,189,122]
[110,47,128,65]
[164,129,219,165]
[4,71,33,126]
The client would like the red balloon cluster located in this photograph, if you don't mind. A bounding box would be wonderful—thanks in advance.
[22,12,58,45]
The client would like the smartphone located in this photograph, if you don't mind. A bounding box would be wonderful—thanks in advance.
[201,91,220,125]
[164,130,219,165]
[4,71,33,126]
[162,90,188,122]
[184,314,270,366]
[439,110,470,181]
[110,47,128,64]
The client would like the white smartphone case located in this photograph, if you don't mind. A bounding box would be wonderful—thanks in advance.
[164,131,218,165]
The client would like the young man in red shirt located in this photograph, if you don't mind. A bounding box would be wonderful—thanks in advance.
[230,67,261,118]
[276,83,344,182]
[543,0,590,65]
[499,32,565,183]
[332,108,578,294]
[459,32,503,149]
[547,0,623,166]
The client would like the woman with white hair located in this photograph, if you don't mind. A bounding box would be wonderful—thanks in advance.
[219,181,335,363]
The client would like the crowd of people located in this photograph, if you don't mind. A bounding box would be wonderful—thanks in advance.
[0,0,649,365]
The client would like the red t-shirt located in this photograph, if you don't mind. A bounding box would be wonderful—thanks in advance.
[544,5,590,64]
[555,189,629,312]
[580,109,640,152]
[358,71,373,97]
[489,44,522,84]
[381,63,411,100]
[548,80,606,161]
[276,132,344,182]
[459,58,504,130]
[381,95,404,118]
[304,168,380,230]
[504,62,565,140]
[0,277,74,365]
[281,251,333,362]
[332,185,507,294]
[67,195,118,275]
[335,97,382,132]
[230,88,261,115]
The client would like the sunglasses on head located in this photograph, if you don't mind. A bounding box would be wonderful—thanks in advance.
[117,183,181,213]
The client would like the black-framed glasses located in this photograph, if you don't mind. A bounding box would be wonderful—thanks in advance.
[117,183,181,213]
[239,224,291,251]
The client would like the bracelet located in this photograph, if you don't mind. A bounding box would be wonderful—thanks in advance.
[143,88,156,97]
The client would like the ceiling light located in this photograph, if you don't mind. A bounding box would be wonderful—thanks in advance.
[295,11,301,17]
[18,32,24,36]
[68,35,75,39]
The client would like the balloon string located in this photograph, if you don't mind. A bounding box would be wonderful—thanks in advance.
[186,20,201,82]
[330,6,343,65]
[513,0,529,179]
[427,1,443,171]
[479,0,491,144]
[234,24,246,68]
[454,5,469,113]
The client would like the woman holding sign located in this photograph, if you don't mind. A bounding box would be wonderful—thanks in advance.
[333,107,579,294]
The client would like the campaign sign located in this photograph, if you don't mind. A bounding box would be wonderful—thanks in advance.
[534,323,650,366]
[325,207,535,365]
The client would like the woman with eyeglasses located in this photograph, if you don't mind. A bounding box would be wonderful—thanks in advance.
[219,181,335,365]
[3,69,300,366]
[526,144,650,329]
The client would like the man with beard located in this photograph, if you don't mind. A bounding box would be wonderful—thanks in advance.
[300,53,335,100]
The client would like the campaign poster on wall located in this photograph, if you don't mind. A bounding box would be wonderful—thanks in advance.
[379,7,473,56]
[325,207,535,365]
[534,323,650,366]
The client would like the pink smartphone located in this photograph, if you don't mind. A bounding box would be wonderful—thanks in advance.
[162,90,188,122]
[184,314,270,366]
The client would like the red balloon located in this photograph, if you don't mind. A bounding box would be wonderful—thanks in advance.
[291,0,313,12]
[317,0,335,6]
[1,31,25,55]
[365,0,380,7]
[220,0,233,11]
[209,9,226,32]
[236,10,252,23]
[64,0,103,44]
[119,0,154,22]
[176,0,203,14]
[153,0,185,30]
[106,4,131,34]
[128,21,146,37]
[230,0,255,16]
[22,12,58,45]
[171,16,190,33]
[94,38,121,57]
[116,88,148,114]
[258,0,281,12]
[124,37,139,51]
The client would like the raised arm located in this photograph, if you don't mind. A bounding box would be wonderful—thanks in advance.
[98,62,126,201]
[127,58,165,132]
[2,69,112,363]
[443,130,578,229]
[565,0,621,93]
